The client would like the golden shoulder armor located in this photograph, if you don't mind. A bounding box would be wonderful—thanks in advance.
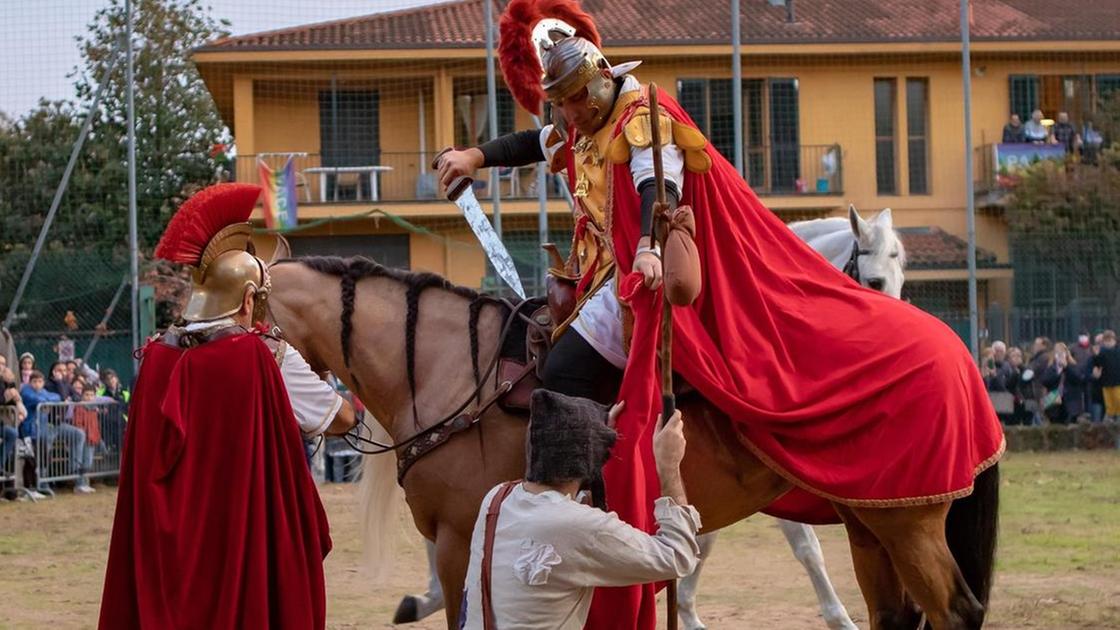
[607,109,712,174]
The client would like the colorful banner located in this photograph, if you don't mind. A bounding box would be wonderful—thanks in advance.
[258,157,299,229]
[994,143,1067,188]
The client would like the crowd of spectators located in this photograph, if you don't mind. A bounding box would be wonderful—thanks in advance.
[983,331,1120,426]
[1002,109,1106,163]
[1,350,130,501]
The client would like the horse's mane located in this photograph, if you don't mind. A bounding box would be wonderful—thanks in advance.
[276,256,501,421]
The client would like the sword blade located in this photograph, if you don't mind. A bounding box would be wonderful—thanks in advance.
[454,187,527,300]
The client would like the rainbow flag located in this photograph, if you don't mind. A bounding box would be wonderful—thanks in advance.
[258,157,298,229]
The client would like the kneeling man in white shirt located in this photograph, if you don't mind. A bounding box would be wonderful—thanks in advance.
[462,390,701,629]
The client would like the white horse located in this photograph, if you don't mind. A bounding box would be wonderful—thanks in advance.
[387,205,907,628]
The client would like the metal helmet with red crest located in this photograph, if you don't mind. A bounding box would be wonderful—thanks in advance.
[155,183,270,323]
[499,0,640,133]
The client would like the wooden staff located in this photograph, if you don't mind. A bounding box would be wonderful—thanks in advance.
[647,82,679,630]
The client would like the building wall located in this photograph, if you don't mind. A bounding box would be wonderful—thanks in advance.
[231,51,1118,288]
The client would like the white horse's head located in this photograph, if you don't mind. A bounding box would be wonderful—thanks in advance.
[848,205,906,298]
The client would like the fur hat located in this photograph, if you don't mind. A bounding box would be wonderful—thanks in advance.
[525,390,617,491]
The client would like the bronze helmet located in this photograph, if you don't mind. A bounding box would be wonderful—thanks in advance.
[534,19,641,133]
[182,223,272,323]
[154,183,270,324]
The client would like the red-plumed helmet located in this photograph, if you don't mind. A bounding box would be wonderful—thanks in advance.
[155,183,271,323]
[499,0,640,127]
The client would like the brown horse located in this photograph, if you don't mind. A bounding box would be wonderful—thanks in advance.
[268,256,999,630]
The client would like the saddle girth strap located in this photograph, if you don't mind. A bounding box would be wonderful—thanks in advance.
[481,480,519,630]
[395,359,537,484]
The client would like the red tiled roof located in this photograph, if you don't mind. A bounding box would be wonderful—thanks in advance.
[897,226,1001,270]
[198,0,1120,52]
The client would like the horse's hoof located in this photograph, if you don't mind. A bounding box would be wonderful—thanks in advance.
[392,595,420,624]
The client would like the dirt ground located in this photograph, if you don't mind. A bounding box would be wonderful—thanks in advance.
[1,450,1118,629]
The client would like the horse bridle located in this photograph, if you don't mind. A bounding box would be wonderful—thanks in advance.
[842,240,871,284]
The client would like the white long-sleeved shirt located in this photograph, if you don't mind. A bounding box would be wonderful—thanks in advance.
[461,482,702,629]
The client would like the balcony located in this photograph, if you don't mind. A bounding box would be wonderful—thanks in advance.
[236,144,843,207]
[236,152,566,205]
[974,142,1069,204]
[741,144,843,196]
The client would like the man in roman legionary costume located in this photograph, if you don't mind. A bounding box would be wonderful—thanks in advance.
[99,183,355,630]
[437,0,1004,627]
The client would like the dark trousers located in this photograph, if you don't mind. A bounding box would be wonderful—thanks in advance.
[541,328,623,405]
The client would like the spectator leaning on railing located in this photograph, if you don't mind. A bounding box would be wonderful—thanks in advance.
[1039,342,1086,424]
[1090,334,1106,422]
[1051,112,1081,154]
[1092,330,1120,421]
[1024,109,1051,143]
[44,361,73,402]
[983,340,1017,423]
[2,365,26,473]
[18,353,35,385]
[19,370,93,494]
[1006,347,1033,425]
[71,388,104,491]
[97,369,129,455]
[1002,114,1026,143]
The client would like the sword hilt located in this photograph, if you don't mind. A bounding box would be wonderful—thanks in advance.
[431,147,473,201]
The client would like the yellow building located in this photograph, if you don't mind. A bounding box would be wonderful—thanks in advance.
[193,0,1120,338]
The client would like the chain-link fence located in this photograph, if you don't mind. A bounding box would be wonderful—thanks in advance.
[2,0,1119,390]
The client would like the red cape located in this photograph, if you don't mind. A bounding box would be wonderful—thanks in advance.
[99,333,331,630]
[586,88,1004,629]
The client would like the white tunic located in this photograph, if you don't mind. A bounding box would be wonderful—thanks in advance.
[539,74,686,369]
[461,483,702,630]
[183,319,341,437]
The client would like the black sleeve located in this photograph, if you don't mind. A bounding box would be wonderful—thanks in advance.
[636,178,680,237]
[478,129,545,168]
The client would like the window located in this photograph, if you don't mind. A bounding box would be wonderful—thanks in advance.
[769,79,800,193]
[873,78,897,195]
[1010,74,1120,126]
[906,78,930,195]
[1009,75,1039,122]
[453,78,515,147]
[677,77,800,193]
[318,88,380,200]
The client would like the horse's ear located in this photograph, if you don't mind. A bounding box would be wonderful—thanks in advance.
[874,207,894,228]
[849,204,869,239]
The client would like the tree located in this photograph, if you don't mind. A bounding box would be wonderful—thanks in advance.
[1006,149,1120,317]
[74,0,231,248]
[0,0,230,334]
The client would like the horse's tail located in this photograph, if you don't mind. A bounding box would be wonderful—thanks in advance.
[945,462,1000,617]
[358,420,401,581]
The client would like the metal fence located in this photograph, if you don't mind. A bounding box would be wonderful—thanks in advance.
[30,400,125,494]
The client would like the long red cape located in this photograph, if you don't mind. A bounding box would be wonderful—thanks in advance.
[585,88,1004,629]
[99,333,331,629]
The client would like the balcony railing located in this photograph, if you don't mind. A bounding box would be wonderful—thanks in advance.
[236,144,842,204]
[742,143,843,196]
[974,142,1070,199]
[236,152,567,204]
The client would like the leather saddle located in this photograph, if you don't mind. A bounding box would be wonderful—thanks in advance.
[496,305,554,414]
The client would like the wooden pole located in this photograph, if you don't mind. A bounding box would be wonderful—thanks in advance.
[648,82,678,630]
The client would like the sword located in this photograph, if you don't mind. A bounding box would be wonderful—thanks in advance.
[432,150,527,300]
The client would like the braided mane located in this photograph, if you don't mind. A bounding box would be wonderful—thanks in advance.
[278,256,497,424]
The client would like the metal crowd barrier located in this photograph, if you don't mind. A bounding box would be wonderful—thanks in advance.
[32,400,127,492]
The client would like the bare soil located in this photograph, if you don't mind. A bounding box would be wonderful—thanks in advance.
[1,451,1118,629]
